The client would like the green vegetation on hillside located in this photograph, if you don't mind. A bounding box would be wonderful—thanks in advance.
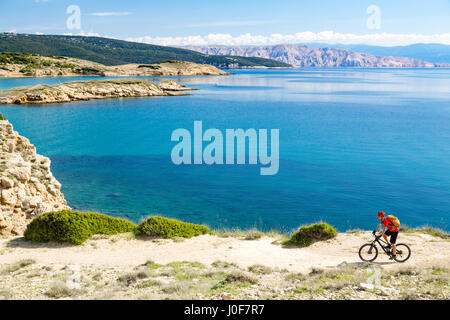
[288,222,337,247]
[24,210,136,244]
[135,216,210,239]
[0,33,291,68]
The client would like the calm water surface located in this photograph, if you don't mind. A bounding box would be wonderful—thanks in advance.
[0,69,449,231]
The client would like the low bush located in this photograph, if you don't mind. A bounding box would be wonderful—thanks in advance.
[0,113,6,120]
[24,210,137,245]
[290,222,337,247]
[138,64,161,69]
[135,216,209,239]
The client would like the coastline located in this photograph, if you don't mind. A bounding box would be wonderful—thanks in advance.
[0,79,195,105]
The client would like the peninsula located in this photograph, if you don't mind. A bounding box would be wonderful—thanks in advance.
[0,79,195,104]
[0,52,229,78]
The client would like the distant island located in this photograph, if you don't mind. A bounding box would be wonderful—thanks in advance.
[0,33,292,69]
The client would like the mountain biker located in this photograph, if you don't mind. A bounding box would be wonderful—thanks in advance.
[373,211,398,260]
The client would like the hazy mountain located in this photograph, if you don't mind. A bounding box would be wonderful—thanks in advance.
[301,43,450,64]
[184,44,449,68]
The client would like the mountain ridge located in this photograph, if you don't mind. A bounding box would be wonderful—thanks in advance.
[0,33,291,69]
[183,44,450,68]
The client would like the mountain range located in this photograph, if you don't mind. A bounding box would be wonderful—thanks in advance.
[0,33,291,69]
[184,44,450,68]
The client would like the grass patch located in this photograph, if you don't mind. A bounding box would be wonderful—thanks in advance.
[248,264,272,275]
[400,226,449,239]
[46,281,79,298]
[137,280,161,289]
[117,270,149,286]
[213,228,282,240]
[0,288,13,299]
[1,259,35,274]
[216,271,257,287]
[24,210,137,245]
[143,260,163,269]
[211,260,239,269]
[135,216,209,239]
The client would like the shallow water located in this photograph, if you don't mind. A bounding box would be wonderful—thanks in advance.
[1,69,449,231]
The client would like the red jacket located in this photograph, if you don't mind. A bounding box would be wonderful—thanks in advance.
[382,218,398,232]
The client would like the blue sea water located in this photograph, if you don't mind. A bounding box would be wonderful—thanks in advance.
[0,69,449,232]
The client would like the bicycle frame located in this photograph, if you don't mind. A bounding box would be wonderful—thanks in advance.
[371,235,392,255]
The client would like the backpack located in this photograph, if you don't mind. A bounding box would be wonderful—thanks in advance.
[386,215,400,227]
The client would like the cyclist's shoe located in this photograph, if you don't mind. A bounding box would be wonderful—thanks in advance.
[389,255,397,260]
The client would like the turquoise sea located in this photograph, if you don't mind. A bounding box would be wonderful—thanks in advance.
[0,69,449,232]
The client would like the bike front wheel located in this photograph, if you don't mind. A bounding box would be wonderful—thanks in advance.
[359,243,378,262]
[394,244,411,263]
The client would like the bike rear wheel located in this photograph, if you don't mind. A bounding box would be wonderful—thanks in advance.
[394,244,411,263]
[359,243,378,262]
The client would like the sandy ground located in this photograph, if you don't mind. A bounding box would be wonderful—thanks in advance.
[1,232,448,273]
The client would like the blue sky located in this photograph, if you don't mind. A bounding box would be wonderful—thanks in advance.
[1,0,449,46]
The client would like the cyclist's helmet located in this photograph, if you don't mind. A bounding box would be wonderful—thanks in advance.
[377,211,385,218]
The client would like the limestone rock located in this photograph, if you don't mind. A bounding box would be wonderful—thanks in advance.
[1,177,14,188]
[186,44,448,68]
[0,79,197,105]
[0,119,70,235]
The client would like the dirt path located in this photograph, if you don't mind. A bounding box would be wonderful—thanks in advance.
[1,232,448,272]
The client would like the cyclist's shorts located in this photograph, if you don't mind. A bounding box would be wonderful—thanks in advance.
[386,229,398,244]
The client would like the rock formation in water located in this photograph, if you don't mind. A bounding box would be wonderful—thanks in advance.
[0,79,195,105]
[184,44,448,68]
[0,118,69,235]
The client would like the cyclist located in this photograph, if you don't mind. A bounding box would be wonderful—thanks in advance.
[373,211,398,260]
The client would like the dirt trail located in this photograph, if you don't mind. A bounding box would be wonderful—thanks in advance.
[1,232,448,272]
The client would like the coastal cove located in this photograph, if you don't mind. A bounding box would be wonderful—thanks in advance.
[0,68,449,232]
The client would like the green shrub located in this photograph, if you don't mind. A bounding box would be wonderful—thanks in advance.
[135,216,209,239]
[137,64,161,69]
[290,222,337,247]
[0,113,6,120]
[80,67,101,72]
[24,210,137,245]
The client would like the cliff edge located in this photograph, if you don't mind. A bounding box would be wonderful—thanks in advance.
[0,118,69,235]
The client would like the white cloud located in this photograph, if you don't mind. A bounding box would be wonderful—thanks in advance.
[90,12,131,17]
[126,31,450,47]
[188,20,275,28]
[63,30,101,37]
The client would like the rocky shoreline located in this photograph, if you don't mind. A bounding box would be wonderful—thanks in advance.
[0,119,69,235]
[0,79,195,105]
[0,53,229,78]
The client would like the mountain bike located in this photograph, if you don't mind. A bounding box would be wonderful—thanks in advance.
[359,232,411,263]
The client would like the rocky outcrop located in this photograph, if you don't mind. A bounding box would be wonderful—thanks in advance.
[0,53,229,78]
[0,119,69,235]
[184,44,445,68]
[110,61,229,76]
[0,79,195,105]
